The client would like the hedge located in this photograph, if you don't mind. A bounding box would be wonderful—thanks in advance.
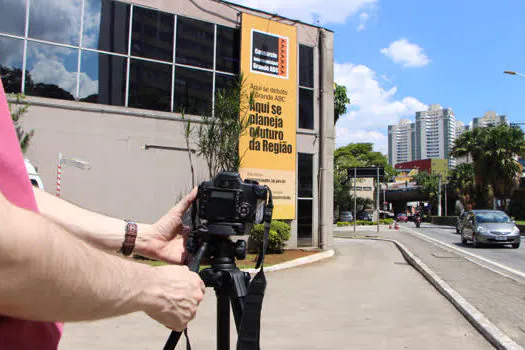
[429,216,457,226]
[337,218,393,227]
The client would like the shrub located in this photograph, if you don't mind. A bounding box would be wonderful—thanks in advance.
[336,219,394,226]
[249,220,291,253]
[509,200,525,220]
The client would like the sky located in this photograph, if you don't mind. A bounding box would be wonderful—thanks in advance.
[230,0,525,155]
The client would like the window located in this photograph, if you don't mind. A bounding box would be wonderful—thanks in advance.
[176,16,214,69]
[299,88,314,129]
[298,153,313,197]
[299,45,313,88]
[131,6,174,62]
[29,0,82,45]
[80,50,127,106]
[215,73,236,95]
[216,25,240,74]
[83,0,130,54]
[174,66,213,116]
[25,41,77,100]
[0,1,243,115]
[0,0,25,36]
[128,59,172,111]
[0,36,24,93]
[298,153,313,247]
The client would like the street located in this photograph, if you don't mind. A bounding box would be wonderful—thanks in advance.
[334,223,525,347]
[401,222,525,282]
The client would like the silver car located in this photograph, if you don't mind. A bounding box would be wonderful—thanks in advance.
[339,211,354,222]
[460,210,521,248]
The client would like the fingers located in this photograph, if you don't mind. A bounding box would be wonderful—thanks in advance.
[172,187,198,217]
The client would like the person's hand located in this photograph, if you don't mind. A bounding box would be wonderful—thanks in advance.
[142,265,205,331]
[136,188,197,264]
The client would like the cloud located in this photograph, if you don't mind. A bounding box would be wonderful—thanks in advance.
[380,38,430,67]
[29,48,98,98]
[228,0,377,25]
[334,62,427,152]
[28,0,82,45]
[356,12,369,31]
[336,129,388,154]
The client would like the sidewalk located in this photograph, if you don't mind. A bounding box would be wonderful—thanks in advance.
[59,239,491,349]
[336,226,525,348]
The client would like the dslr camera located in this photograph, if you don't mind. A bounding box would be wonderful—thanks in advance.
[195,172,268,235]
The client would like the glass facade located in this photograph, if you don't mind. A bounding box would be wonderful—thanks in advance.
[0,0,238,113]
[0,0,315,122]
[299,44,314,130]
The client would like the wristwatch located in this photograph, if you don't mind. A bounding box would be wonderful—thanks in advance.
[120,220,138,256]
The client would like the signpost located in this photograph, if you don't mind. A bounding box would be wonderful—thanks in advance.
[345,167,385,233]
[56,153,91,197]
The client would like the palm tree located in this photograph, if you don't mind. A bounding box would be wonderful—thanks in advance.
[449,163,475,211]
[483,125,525,209]
[452,125,525,210]
[414,171,439,214]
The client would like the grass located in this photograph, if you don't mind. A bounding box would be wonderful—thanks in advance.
[515,220,525,225]
[140,250,319,269]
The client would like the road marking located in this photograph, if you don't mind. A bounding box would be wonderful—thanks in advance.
[401,225,525,280]
[463,256,525,285]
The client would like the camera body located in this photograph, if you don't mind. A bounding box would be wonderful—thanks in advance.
[196,172,268,235]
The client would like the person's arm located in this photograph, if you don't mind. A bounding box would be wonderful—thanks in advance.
[0,191,204,330]
[33,187,197,264]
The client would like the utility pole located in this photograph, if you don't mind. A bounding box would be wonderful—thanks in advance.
[353,167,357,233]
[376,167,380,232]
[438,174,442,216]
[444,179,448,216]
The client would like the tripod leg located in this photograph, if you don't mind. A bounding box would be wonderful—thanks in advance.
[216,285,230,350]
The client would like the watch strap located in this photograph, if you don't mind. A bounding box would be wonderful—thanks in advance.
[120,220,138,256]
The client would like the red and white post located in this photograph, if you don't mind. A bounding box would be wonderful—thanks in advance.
[56,153,62,197]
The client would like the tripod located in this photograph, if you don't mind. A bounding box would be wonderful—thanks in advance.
[200,235,251,350]
[164,233,254,350]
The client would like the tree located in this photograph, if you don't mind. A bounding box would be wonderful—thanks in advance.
[333,143,395,213]
[8,93,33,154]
[451,125,525,210]
[334,83,350,124]
[183,74,254,179]
[449,163,475,212]
[413,171,440,215]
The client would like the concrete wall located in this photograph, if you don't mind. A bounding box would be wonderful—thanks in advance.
[24,98,209,224]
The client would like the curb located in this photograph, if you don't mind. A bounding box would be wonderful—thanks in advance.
[242,249,335,274]
[335,235,523,350]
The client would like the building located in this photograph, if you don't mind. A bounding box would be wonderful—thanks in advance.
[388,105,457,168]
[455,120,467,137]
[388,119,415,166]
[472,111,508,129]
[394,159,449,178]
[415,104,457,168]
[0,0,335,249]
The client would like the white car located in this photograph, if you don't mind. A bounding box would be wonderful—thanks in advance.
[24,159,44,190]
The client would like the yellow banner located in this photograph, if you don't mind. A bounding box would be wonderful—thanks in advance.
[239,13,297,219]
